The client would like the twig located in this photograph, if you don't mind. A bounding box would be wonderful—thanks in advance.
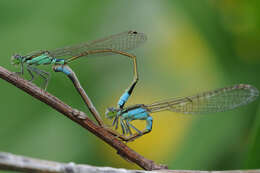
[0,66,167,170]
[1,152,260,173]
[0,151,147,173]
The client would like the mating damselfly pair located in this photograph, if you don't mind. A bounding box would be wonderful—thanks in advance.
[12,31,259,141]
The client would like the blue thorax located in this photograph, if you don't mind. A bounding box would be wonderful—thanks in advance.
[122,107,149,120]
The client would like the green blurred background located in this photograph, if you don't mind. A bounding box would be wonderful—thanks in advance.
[0,0,260,171]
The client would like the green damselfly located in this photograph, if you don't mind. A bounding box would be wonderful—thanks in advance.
[105,84,259,141]
[12,31,147,91]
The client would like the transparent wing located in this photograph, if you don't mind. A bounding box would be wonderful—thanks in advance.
[23,50,47,59]
[146,84,259,114]
[48,31,147,58]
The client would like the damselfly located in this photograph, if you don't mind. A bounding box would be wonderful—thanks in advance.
[105,84,259,141]
[11,31,147,91]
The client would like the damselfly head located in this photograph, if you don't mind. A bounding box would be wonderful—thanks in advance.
[105,107,118,119]
[11,54,23,66]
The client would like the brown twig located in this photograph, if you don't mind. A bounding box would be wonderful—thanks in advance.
[0,66,167,170]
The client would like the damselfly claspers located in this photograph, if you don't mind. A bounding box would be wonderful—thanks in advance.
[105,84,259,141]
[11,31,147,95]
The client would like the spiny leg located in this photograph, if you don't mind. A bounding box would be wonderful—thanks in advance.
[120,119,129,135]
[109,120,142,142]
[118,116,153,142]
[122,129,151,142]
[16,62,24,75]
[26,67,34,82]
[121,119,132,135]
[127,121,142,134]
[40,72,50,90]
[125,120,133,136]
[112,115,119,130]
[10,62,24,80]
[104,116,130,138]
[39,69,50,90]
[102,119,148,142]
[35,71,50,90]
[27,65,50,90]
[102,116,152,141]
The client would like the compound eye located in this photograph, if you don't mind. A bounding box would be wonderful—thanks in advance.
[107,107,116,112]
[11,54,22,66]
[12,54,20,59]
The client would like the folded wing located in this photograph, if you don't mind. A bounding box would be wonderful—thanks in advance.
[49,31,147,58]
[146,84,259,114]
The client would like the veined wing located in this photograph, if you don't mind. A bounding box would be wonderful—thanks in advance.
[24,50,47,59]
[146,84,259,114]
[48,31,147,58]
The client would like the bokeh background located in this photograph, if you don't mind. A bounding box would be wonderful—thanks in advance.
[0,0,260,171]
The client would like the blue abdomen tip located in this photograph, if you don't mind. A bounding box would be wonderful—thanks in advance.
[55,66,71,75]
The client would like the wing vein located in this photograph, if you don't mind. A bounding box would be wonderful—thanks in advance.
[146,84,259,114]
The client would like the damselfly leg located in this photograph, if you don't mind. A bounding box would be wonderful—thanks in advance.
[27,65,50,90]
